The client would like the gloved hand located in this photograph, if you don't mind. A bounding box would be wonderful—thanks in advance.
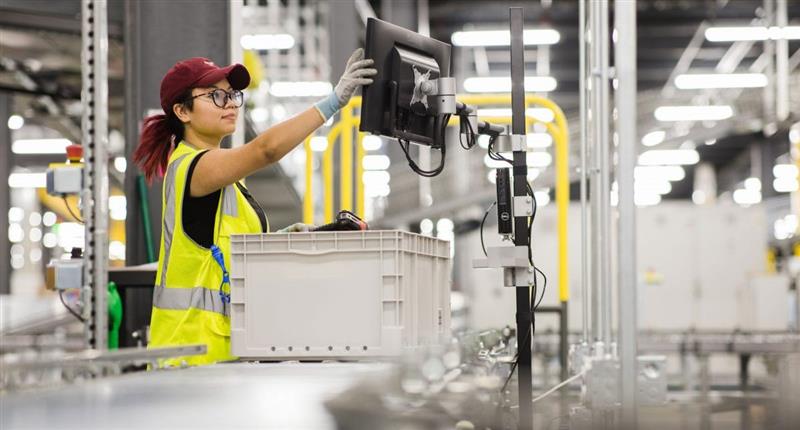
[334,48,377,106]
[314,48,377,120]
[277,223,316,233]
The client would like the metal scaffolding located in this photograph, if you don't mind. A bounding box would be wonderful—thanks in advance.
[81,0,110,350]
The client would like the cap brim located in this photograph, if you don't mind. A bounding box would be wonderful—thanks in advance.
[195,63,251,90]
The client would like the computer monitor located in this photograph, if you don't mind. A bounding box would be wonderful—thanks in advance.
[359,17,452,148]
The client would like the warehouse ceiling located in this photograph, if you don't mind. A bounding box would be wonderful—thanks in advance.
[1,0,799,224]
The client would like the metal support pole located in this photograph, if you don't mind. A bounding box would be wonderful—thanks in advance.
[763,0,776,127]
[81,0,109,350]
[510,8,532,430]
[578,0,590,345]
[775,0,789,121]
[598,0,612,349]
[588,0,602,345]
[590,0,612,350]
[615,0,638,427]
[0,92,10,295]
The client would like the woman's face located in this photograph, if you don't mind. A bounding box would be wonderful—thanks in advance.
[178,78,239,138]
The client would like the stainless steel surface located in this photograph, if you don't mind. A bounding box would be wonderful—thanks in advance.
[0,296,74,336]
[636,355,667,406]
[586,357,620,410]
[0,362,389,429]
[1,345,207,371]
[533,331,800,355]
[81,0,110,350]
[615,0,638,426]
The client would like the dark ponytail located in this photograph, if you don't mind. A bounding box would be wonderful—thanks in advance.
[133,90,193,183]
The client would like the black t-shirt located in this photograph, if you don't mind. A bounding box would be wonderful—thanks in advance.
[183,151,267,248]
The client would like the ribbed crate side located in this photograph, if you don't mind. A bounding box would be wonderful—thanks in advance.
[229,230,452,360]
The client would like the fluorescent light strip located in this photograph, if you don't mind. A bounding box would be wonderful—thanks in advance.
[362,135,383,151]
[8,172,46,188]
[362,170,390,184]
[654,105,733,122]
[310,136,328,152]
[363,155,391,171]
[477,107,555,122]
[733,189,762,205]
[269,81,332,98]
[451,29,560,47]
[635,179,672,195]
[638,149,700,166]
[635,193,661,207]
[463,76,558,93]
[705,26,800,42]
[12,138,71,154]
[641,130,666,147]
[526,133,552,148]
[484,152,551,168]
[773,164,799,179]
[240,34,295,50]
[635,166,686,181]
[674,73,767,89]
[774,177,799,193]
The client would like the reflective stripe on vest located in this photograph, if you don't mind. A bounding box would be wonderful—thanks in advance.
[159,153,189,290]
[153,285,229,316]
[222,184,238,217]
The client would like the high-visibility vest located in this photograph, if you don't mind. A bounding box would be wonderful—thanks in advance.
[148,142,268,366]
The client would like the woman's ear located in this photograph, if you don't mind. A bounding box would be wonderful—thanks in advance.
[173,103,191,124]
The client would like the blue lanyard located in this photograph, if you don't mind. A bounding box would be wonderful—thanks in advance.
[210,245,231,304]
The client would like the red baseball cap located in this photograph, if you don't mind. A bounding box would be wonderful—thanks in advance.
[159,57,251,113]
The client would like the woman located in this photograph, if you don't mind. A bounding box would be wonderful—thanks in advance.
[134,49,376,366]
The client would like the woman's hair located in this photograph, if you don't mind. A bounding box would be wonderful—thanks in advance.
[133,89,194,183]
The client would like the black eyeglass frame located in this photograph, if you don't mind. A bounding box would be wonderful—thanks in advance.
[186,88,244,108]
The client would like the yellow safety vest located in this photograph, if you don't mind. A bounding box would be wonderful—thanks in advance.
[148,142,268,366]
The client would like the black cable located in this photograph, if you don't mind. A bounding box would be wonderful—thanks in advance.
[534,267,548,309]
[480,201,496,257]
[487,134,512,165]
[458,112,478,150]
[398,114,451,177]
[62,196,84,224]
[59,290,85,322]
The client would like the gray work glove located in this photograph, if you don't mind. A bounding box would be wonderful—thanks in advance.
[334,48,378,106]
[314,48,377,121]
[277,223,316,233]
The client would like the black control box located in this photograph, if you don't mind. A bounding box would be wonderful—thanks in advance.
[496,168,513,235]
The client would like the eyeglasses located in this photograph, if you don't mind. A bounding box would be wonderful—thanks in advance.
[187,88,244,108]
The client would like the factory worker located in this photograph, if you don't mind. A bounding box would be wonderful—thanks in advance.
[133,49,376,365]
